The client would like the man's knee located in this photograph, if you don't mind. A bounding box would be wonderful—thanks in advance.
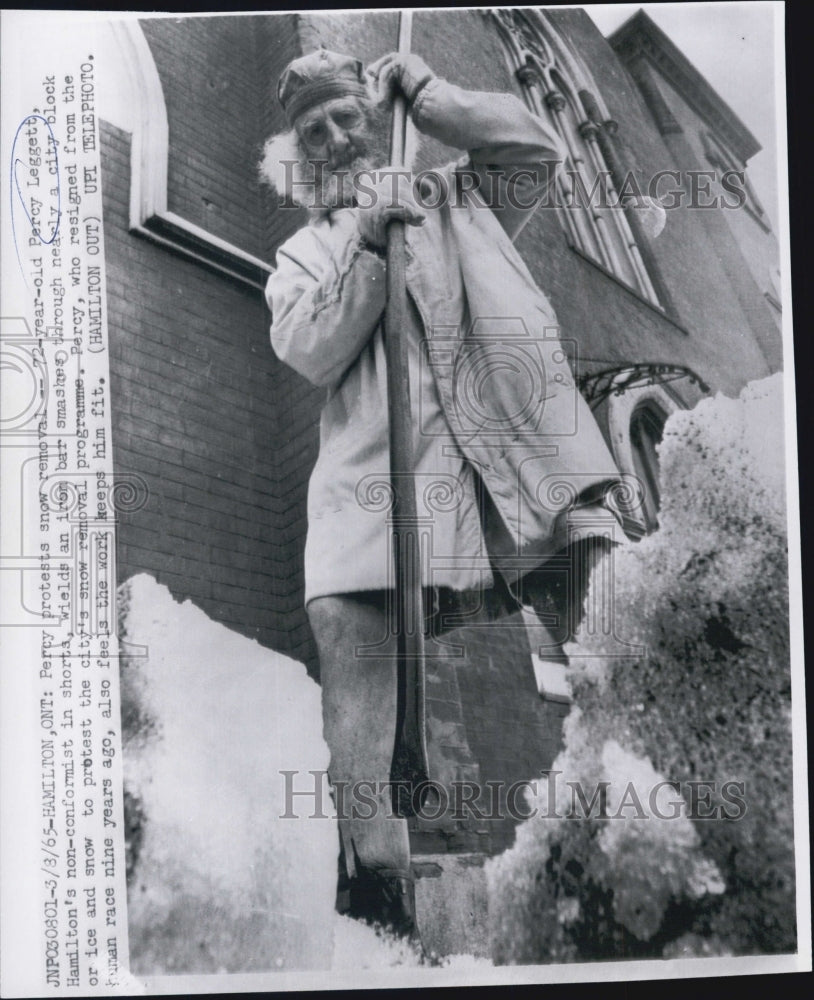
[308,592,388,637]
[307,592,396,755]
[309,593,398,679]
[307,595,350,641]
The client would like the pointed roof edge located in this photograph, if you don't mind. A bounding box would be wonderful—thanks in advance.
[608,9,762,162]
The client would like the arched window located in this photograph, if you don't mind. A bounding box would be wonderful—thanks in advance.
[629,402,667,531]
[103,20,272,289]
[604,382,688,539]
[490,8,660,305]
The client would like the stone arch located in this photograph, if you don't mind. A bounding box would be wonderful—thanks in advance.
[606,383,683,536]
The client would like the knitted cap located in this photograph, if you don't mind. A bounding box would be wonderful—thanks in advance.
[277,48,369,125]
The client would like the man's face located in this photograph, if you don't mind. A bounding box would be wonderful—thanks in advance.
[293,95,391,209]
[295,97,374,172]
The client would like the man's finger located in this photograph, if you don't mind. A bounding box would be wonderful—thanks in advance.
[366,52,396,79]
[382,204,426,225]
[377,63,401,99]
[377,184,424,219]
[366,54,393,100]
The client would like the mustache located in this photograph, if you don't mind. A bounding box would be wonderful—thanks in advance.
[258,98,408,211]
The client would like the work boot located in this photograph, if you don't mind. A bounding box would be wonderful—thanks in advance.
[347,867,422,946]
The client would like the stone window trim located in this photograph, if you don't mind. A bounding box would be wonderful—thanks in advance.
[701,130,772,234]
[629,402,667,532]
[489,8,675,316]
[110,20,273,290]
[568,242,689,338]
[605,382,683,538]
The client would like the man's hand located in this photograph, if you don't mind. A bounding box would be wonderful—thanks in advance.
[367,52,435,105]
[357,167,426,248]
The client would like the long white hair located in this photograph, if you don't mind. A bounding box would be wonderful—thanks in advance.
[259,127,306,204]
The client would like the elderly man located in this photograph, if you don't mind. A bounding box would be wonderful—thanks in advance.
[262,47,623,943]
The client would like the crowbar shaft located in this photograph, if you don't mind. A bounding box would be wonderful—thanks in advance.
[384,10,431,806]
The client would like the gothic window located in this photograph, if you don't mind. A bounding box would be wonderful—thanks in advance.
[604,383,682,539]
[491,8,660,305]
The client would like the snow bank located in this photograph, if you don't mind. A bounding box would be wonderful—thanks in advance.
[118,575,492,975]
[119,574,337,974]
[487,374,795,962]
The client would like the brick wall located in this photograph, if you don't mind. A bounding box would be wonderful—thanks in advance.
[434,614,564,854]
[106,15,327,672]
[104,119,306,660]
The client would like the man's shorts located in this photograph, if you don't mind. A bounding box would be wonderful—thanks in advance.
[346,534,614,644]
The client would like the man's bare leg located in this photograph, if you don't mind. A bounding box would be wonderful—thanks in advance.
[307,593,417,937]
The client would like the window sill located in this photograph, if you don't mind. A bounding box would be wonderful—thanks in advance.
[567,241,691,337]
[134,211,272,291]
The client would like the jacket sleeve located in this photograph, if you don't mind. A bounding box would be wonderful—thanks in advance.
[411,78,567,240]
[265,220,387,387]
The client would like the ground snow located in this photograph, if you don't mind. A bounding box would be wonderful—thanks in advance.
[120,574,337,974]
[119,575,490,974]
[120,374,790,971]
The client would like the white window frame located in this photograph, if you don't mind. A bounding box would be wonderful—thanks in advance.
[108,20,272,289]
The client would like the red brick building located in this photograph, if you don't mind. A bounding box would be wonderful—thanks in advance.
[101,9,781,856]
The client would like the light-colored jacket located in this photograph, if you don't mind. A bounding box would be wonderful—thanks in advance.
[266,78,622,603]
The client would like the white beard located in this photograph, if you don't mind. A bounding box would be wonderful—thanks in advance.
[313,154,383,212]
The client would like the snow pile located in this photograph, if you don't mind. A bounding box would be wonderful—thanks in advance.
[119,574,338,974]
[119,575,497,975]
[487,374,795,962]
[330,916,494,971]
[331,916,424,969]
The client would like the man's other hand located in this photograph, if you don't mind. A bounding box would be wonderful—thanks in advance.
[356,167,427,248]
[367,52,435,105]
